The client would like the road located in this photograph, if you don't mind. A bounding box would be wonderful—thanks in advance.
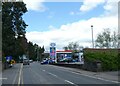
[2,62,119,86]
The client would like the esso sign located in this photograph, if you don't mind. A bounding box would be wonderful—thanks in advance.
[50,43,56,47]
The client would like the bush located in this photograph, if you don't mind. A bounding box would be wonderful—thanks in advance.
[84,49,119,71]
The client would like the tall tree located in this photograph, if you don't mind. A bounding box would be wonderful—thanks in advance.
[2,2,28,59]
[27,42,37,61]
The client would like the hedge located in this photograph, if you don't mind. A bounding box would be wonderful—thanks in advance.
[83,48,119,71]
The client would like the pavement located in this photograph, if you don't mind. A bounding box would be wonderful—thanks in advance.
[52,65,120,83]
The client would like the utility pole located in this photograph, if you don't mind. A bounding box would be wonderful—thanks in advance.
[91,25,94,48]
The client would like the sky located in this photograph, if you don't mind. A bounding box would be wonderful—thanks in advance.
[22,0,119,51]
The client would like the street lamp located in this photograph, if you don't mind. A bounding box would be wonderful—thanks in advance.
[91,25,94,48]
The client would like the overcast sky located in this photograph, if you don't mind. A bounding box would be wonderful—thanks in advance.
[23,0,118,51]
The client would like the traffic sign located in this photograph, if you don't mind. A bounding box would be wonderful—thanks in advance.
[6,56,12,61]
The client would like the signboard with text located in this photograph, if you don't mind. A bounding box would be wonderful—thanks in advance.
[50,47,56,59]
[50,43,56,60]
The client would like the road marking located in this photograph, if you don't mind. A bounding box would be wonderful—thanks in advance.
[0,78,7,80]
[65,80,78,86]
[71,72,80,75]
[48,72,58,77]
[70,71,120,84]
[51,65,120,84]
[21,67,24,85]
[18,64,23,86]
[42,70,46,72]
[65,80,74,84]
[12,64,21,84]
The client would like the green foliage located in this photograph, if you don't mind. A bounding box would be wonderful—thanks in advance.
[2,2,28,59]
[2,2,45,62]
[27,42,45,61]
[95,28,118,48]
[84,49,118,71]
[63,42,81,51]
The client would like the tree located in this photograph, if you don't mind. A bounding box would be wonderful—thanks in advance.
[38,46,45,61]
[111,31,118,48]
[95,28,112,48]
[2,2,28,59]
[27,42,37,61]
[63,42,80,51]
[63,42,81,60]
[63,46,68,50]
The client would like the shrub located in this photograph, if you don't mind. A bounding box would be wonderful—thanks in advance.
[83,49,119,71]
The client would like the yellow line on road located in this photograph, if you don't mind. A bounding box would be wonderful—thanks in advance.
[18,64,23,86]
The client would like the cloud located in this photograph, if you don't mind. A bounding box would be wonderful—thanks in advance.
[103,0,119,16]
[26,1,118,51]
[26,15,117,51]
[23,0,47,12]
[80,0,105,12]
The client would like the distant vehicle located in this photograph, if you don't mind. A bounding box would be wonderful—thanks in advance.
[29,60,32,63]
[60,58,72,63]
[48,59,55,64]
[19,59,23,63]
[41,59,49,64]
[23,59,30,65]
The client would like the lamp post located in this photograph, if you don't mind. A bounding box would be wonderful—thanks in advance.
[91,25,94,48]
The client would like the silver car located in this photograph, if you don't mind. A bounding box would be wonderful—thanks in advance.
[23,59,30,65]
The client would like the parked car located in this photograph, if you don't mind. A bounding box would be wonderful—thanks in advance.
[23,59,30,65]
[60,58,73,63]
[48,59,55,64]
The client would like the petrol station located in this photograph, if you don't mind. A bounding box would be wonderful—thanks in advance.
[48,43,84,64]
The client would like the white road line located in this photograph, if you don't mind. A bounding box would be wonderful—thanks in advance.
[21,67,24,85]
[51,65,119,84]
[71,71,120,84]
[0,78,7,80]
[18,64,23,86]
[48,72,58,77]
[12,64,21,84]
[65,80,74,84]
[42,70,46,72]
[65,80,78,86]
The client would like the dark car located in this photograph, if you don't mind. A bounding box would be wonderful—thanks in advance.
[23,59,30,65]
[41,59,49,64]
[48,59,55,64]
